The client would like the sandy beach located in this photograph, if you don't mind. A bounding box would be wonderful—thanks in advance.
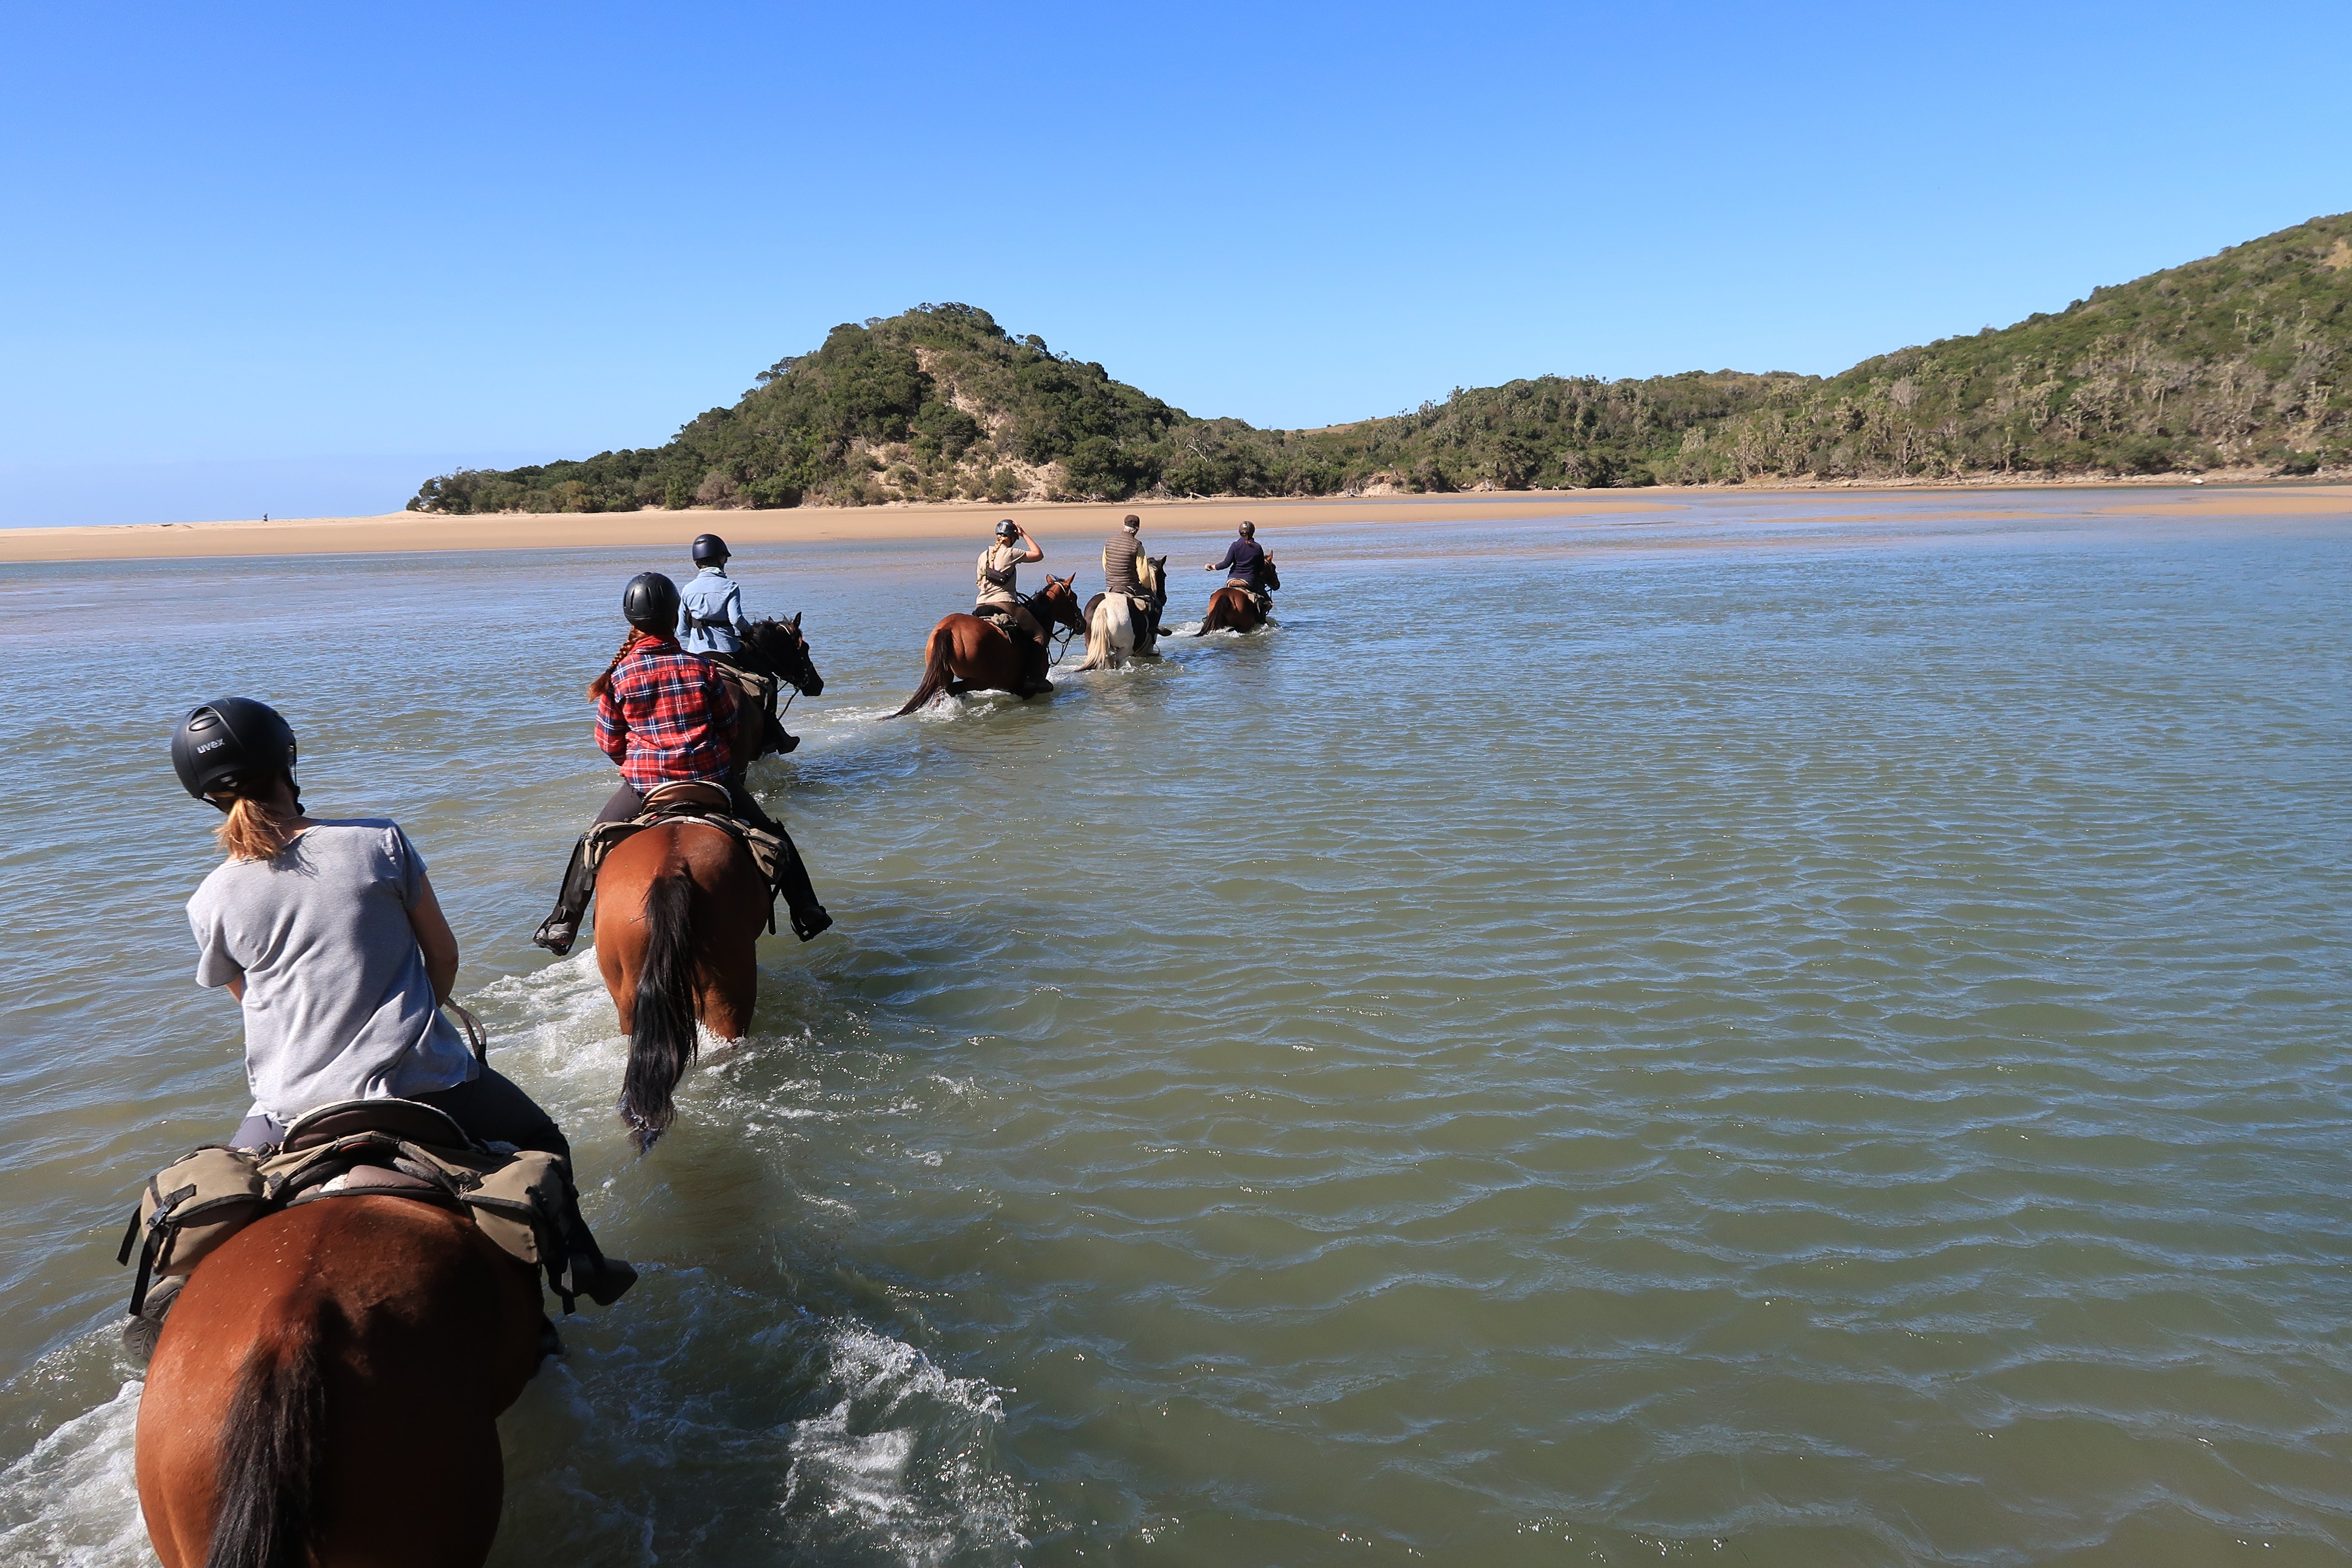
[0,483,2345,564]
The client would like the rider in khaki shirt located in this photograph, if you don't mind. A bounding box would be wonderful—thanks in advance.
[974,518,1049,692]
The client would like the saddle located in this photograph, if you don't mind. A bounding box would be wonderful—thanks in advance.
[975,602,1043,643]
[584,788,796,933]
[118,1098,593,1314]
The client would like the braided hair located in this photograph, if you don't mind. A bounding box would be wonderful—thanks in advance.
[588,628,649,701]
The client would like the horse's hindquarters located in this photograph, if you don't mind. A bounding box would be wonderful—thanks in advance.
[137,1199,540,1568]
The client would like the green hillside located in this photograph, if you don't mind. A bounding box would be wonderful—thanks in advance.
[1679,211,2352,483]
[410,213,2351,513]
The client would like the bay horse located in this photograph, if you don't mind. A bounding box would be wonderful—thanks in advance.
[594,617,824,1152]
[1197,555,1281,634]
[1076,554,1168,672]
[594,798,771,1152]
[891,576,1087,715]
[137,1196,543,1568]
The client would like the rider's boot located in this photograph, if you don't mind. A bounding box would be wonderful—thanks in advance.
[120,1273,184,1367]
[727,782,833,941]
[1022,636,1053,697]
[775,833,833,942]
[533,833,597,956]
[559,1191,638,1308]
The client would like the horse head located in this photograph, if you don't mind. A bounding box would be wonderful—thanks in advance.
[1142,554,1168,599]
[743,613,823,696]
[1038,575,1088,634]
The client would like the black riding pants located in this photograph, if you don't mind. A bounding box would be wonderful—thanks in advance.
[230,1064,568,1155]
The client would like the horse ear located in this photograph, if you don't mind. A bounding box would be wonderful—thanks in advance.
[790,612,802,628]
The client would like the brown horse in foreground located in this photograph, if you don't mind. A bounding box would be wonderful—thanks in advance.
[594,623,822,1151]
[594,807,770,1152]
[1197,556,1281,635]
[137,1197,542,1568]
[891,576,1088,715]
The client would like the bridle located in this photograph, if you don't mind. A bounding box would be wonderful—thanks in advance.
[1025,581,1084,668]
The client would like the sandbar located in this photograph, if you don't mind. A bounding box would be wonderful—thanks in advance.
[0,483,2343,565]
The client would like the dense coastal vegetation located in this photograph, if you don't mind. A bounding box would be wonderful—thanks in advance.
[411,212,2351,512]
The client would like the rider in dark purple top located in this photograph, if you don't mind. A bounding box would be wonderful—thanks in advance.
[1207,522,1268,590]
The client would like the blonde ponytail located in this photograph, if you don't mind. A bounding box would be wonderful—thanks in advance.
[215,792,299,862]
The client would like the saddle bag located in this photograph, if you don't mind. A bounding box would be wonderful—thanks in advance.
[117,1101,594,1316]
[116,1145,272,1313]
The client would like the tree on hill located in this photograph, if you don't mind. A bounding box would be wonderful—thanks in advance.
[409,213,2351,514]
[1680,211,2352,482]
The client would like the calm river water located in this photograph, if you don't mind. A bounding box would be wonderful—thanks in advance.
[3,489,2349,1565]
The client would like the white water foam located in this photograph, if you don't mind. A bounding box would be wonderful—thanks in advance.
[0,1380,150,1568]
[782,1322,1025,1566]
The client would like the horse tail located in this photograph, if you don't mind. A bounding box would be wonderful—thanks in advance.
[1077,600,1111,672]
[892,622,956,717]
[203,1318,330,1568]
[620,859,699,1154]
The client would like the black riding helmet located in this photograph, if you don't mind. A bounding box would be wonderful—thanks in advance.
[995,519,1019,539]
[172,698,297,810]
[692,533,729,565]
[1238,521,1256,538]
[623,572,682,633]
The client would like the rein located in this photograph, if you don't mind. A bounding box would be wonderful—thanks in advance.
[1019,586,1082,668]
[445,1001,489,1065]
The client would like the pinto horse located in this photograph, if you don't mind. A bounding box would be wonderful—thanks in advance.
[1197,555,1281,635]
[136,1197,543,1568]
[1077,554,1168,672]
[891,576,1087,716]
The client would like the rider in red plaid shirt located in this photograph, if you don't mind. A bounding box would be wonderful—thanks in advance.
[596,636,739,791]
[535,571,830,954]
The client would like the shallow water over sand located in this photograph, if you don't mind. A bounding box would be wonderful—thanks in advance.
[3,488,2350,1565]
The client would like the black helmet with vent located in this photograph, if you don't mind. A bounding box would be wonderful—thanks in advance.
[692,533,729,565]
[1238,520,1256,538]
[171,698,297,807]
[623,572,681,633]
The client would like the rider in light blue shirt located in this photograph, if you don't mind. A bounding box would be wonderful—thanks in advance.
[678,533,749,655]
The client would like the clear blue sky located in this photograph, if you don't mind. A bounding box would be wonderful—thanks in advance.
[3,0,2346,524]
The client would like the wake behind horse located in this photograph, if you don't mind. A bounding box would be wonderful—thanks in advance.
[137,1197,543,1568]
[892,576,1087,715]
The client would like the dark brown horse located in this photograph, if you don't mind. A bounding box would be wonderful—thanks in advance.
[593,807,770,1151]
[1197,556,1281,634]
[891,576,1088,716]
[136,1197,543,1568]
[725,614,823,760]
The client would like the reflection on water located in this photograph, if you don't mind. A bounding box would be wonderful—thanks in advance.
[3,489,2351,1565]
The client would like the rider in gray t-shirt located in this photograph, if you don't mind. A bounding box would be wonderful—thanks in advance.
[187,818,475,1126]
